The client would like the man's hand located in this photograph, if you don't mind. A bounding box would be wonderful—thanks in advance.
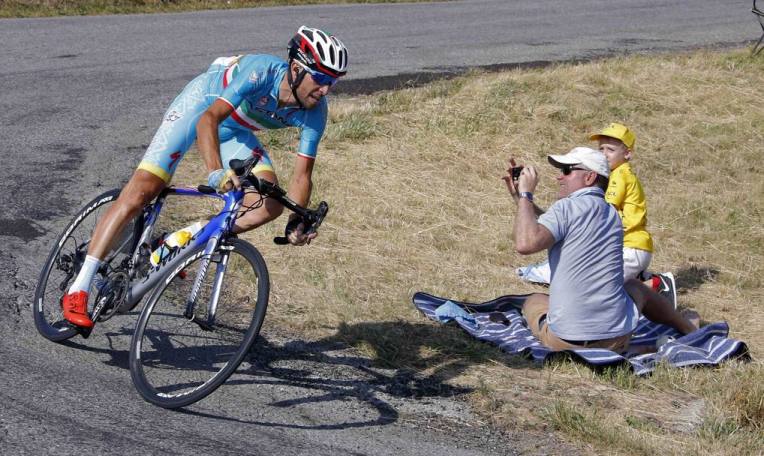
[502,158,539,202]
[502,158,521,202]
[207,168,240,192]
[516,165,539,194]
[284,217,318,246]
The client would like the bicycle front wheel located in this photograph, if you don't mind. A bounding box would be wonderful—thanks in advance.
[129,238,269,409]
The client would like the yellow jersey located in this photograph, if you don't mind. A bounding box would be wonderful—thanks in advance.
[605,162,654,252]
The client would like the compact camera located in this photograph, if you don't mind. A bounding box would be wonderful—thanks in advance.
[511,166,524,182]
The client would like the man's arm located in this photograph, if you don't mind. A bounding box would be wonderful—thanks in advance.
[196,99,234,173]
[287,155,315,208]
[513,198,555,254]
[502,158,545,216]
[283,155,317,245]
[502,161,555,254]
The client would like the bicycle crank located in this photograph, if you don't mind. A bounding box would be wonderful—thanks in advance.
[92,271,130,322]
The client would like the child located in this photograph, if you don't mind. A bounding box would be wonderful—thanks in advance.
[516,123,677,307]
[591,122,676,306]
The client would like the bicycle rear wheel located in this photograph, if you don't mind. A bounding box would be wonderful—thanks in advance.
[33,189,137,342]
[129,238,269,409]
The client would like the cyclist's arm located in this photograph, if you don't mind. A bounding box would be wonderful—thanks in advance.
[197,99,234,172]
[286,101,323,210]
[287,156,315,210]
[283,156,316,245]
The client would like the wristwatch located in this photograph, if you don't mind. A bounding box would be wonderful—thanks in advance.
[519,192,534,202]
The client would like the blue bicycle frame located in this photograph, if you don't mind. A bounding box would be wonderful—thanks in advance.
[122,186,246,314]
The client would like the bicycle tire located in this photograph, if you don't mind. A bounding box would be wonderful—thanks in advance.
[129,238,269,409]
[33,188,137,342]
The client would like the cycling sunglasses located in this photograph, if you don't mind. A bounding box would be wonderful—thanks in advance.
[560,164,591,175]
[297,61,338,87]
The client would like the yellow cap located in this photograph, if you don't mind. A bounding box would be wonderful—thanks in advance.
[590,122,636,150]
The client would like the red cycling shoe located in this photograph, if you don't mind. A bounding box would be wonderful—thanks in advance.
[62,291,94,329]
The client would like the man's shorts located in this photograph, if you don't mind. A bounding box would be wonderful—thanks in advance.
[522,295,632,352]
[137,70,274,184]
[623,247,652,281]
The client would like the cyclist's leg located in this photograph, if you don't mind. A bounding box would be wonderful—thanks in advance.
[218,129,284,233]
[62,73,211,327]
[87,170,165,259]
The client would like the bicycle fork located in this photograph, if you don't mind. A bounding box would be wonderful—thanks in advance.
[183,238,233,331]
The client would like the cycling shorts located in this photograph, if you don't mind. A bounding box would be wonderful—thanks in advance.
[138,70,274,183]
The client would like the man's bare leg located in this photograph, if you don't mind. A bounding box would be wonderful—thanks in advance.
[62,169,165,327]
[87,170,166,258]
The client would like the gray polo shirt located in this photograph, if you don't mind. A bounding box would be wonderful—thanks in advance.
[538,187,638,340]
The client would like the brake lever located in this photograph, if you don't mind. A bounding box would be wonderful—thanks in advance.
[304,201,329,236]
[241,175,261,192]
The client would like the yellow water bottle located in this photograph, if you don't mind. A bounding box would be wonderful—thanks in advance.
[150,221,204,267]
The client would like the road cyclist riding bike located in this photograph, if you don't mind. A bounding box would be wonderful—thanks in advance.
[34,26,348,407]
[56,25,348,330]
[36,154,328,407]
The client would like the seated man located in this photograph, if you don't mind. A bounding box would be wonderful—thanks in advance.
[502,147,697,351]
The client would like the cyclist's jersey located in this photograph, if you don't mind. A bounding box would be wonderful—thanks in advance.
[139,54,327,183]
[215,54,327,159]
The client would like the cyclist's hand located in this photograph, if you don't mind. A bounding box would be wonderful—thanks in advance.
[285,217,317,246]
[208,169,240,192]
[288,227,318,246]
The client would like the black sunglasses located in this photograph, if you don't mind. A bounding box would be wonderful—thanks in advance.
[560,165,590,175]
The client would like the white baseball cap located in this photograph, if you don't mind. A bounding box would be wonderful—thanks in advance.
[547,147,610,178]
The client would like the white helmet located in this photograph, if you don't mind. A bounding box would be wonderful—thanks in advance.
[288,26,348,78]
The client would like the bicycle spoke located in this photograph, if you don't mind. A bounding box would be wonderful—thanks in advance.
[133,242,265,403]
[34,189,137,342]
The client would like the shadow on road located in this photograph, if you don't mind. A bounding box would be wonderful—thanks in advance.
[60,318,531,431]
[179,320,492,429]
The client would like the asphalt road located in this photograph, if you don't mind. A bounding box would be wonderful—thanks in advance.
[0,1,757,454]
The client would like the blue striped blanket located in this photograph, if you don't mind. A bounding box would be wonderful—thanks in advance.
[413,292,749,375]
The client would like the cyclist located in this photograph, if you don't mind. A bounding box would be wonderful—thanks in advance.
[61,26,348,329]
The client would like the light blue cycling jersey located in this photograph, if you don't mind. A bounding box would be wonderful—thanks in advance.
[139,54,328,183]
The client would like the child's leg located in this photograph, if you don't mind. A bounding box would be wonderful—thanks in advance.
[624,279,697,334]
[622,247,652,281]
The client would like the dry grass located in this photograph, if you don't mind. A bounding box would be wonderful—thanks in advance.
[0,0,439,18]
[167,48,764,454]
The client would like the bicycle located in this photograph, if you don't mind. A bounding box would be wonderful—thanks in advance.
[34,155,328,408]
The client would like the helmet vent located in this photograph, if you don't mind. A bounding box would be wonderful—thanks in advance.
[289,26,348,76]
